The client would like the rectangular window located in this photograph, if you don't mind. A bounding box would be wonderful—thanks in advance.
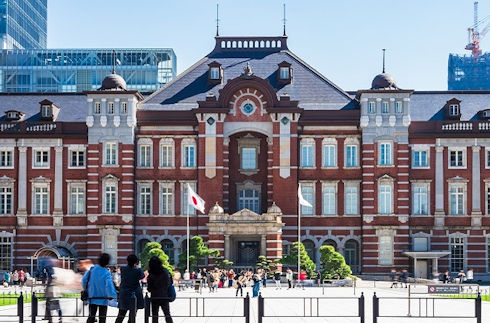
[487,238,490,272]
[69,185,85,214]
[34,186,49,214]
[487,187,490,215]
[487,149,490,168]
[139,186,151,215]
[161,185,173,215]
[94,102,101,114]
[104,183,117,214]
[322,185,336,215]
[34,149,49,168]
[107,102,114,114]
[450,237,465,272]
[449,149,465,167]
[301,184,314,215]
[322,145,336,167]
[139,145,151,167]
[70,150,85,167]
[345,145,358,167]
[450,185,465,215]
[413,150,428,168]
[0,235,12,271]
[449,104,459,116]
[413,237,429,252]
[413,185,428,215]
[183,145,195,167]
[241,148,257,170]
[379,142,392,166]
[0,150,13,168]
[210,67,220,80]
[301,143,314,167]
[160,145,173,167]
[41,106,51,118]
[0,187,12,215]
[120,102,128,114]
[379,184,392,214]
[382,102,389,114]
[182,183,196,215]
[395,101,402,114]
[104,142,117,166]
[345,186,358,215]
[379,236,393,265]
[368,101,376,114]
[238,189,261,213]
[280,67,290,79]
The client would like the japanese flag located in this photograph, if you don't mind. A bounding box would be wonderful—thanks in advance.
[298,185,312,208]
[187,183,205,213]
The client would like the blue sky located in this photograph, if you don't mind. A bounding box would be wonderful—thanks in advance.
[48,0,486,90]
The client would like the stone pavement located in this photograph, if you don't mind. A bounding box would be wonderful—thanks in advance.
[0,281,489,322]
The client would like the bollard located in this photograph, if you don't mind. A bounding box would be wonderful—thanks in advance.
[17,292,24,323]
[244,292,250,323]
[31,292,38,323]
[258,292,264,323]
[358,292,364,323]
[476,292,481,323]
[407,284,411,316]
[372,292,378,323]
[144,293,150,323]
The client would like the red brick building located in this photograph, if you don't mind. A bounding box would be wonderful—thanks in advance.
[0,36,489,279]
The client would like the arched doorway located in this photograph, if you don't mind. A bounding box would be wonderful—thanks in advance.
[344,240,360,274]
[137,239,150,255]
[160,239,175,265]
[31,246,76,274]
[303,239,316,263]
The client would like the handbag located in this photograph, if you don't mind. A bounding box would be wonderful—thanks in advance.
[168,284,176,302]
[81,268,93,302]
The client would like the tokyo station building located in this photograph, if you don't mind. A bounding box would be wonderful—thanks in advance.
[1,35,490,279]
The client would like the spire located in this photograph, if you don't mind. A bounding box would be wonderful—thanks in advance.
[282,3,287,36]
[112,49,116,74]
[216,3,220,37]
[382,48,386,73]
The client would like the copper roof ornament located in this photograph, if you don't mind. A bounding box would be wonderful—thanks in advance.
[243,62,253,76]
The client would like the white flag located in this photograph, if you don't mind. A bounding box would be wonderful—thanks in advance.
[298,185,312,208]
[187,183,205,213]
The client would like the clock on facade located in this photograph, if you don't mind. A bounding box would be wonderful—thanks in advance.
[241,102,256,116]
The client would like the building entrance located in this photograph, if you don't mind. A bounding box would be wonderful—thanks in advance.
[237,241,259,266]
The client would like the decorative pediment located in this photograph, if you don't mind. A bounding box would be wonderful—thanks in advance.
[447,176,468,183]
[102,174,119,181]
[0,175,15,183]
[378,174,394,182]
[232,208,260,217]
[29,175,51,183]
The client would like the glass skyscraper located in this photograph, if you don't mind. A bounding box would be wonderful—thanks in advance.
[0,0,47,49]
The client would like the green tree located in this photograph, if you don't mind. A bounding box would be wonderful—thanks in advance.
[281,242,316,278]
[177,236,219,271]
[214,256,233,269]
[138,241,174,275]
[319,245,352,279]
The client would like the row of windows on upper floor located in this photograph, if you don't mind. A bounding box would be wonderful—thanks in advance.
[366,100,404,114]
[92,101,128,115]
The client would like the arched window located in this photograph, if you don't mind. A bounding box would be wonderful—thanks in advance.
[221,41,225,48]
[161,239,175,265]
[232,41,237,48]
[344,240,360,273]
[238,41,242,48]
[322,239,337,251]
[266,41,270,48]
[303,239,316,262]
[137,239,150,255]
[271,40,276,48]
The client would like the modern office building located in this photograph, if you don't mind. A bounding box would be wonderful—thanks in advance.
[0,0,47,49]
[0,48,177,93]
[0,34,489,279]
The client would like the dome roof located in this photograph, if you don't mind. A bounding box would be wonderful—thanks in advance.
[267,202,282,214]
[371,73,398,90]
[99,73,127,91]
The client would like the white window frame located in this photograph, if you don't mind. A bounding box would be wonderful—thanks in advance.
[412,148,429,168]
[343,181,359,215]
[485,148,490,169]
[238,187,261,213]
[210,67,220,80]
[0,181,14,215]
[68,182,85,215]
[300,181,315,216]
[448,182,467,215]
[103,141,118,166]
[449,104,460,116]
[381,101,389,114]
[0,232,13,271]
[378,141,393,166]
[485,181,490,215]
[68,146,86,169]
[0,149,14,168]
[159,138,175,168]
[120,101,128,115]
[378,176,394,215]
[395,101,403,114]
[103,178,118,214]
[280,66,290,79]
[378,234,394,266]
[94,102,101,115]
[241,147,257,170]
[450,235,466,273]
[411,181,430,215]
[368,101,376,114]
[344,137,359,168]
[107,102,115,115]
[138,138,153,168]
[300,137,315,168]
[32,182,50,215]
[181,181,196,215]
[181,138,196,168]
[321,138,337,168]
[138,183,152,215]
[321,181,337,216]
[159,182,174,215]
[33,148,50,168]
[41,105,51,118]
[448,148,466,169]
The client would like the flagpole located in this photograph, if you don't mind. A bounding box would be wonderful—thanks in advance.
[297,187,301,284]
[186,187,190,273]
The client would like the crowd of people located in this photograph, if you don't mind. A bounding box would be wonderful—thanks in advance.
[1,268,30,287]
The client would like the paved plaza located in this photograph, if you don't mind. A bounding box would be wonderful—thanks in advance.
[0,281,489,322]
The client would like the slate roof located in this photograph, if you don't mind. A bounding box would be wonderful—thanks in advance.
[0,93,87,122]
[142,37,353,111]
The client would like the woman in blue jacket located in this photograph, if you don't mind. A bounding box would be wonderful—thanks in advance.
[82,253,117,323]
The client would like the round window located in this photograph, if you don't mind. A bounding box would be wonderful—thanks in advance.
[241,102,255,115]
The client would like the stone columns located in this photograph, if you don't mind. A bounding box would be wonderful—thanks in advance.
[471,145,482,227]
[434,145,445,227]
[261,234,267,256]
[53,146,63,226]
[16,146,28,226]
[224,234,231,260]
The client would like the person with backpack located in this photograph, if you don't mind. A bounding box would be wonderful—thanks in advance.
[207,271,215,292]
[147,256,174,323]
[273,270,282,289]
[82,253,117,323]
[115,255,145,323]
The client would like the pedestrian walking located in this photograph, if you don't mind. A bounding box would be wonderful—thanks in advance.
[43,260,63,323]
[147,256,173,323]
[227,269,235,288]
[115,254,145,323]
[262,269,267,288]
[234,271,246,297]
[12,270,19,285]
[273,270,281,289]
[82,253,117,323]
[18,268,25,287]
[298,270,307,290]
[401,269,409,288]
[286,268,293,289]
[112,267,121,290]
[390,269,398,288]
[252,270,261,297]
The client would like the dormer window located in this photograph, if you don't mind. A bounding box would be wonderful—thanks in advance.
[445,98,461,120]
[277,61,292,85]
[5,110,23,121]
[208,61,222,85]
[39,99,58,121]
[41,105,51,118]
[449,104,459,116]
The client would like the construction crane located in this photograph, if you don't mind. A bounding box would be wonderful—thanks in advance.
[465,1,490,59]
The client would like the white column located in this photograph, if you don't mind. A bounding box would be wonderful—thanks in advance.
[17,146,27,215]
[435,145,444,214]
[53,146,63,215]
[471,145,481,214]
[261,234,267,256]
[224,235,230,260]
